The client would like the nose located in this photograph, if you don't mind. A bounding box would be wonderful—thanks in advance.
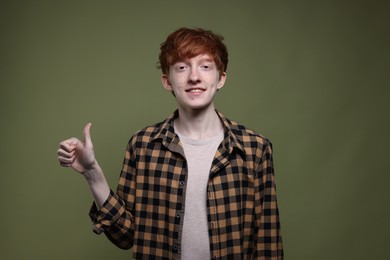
[188,68,201,84]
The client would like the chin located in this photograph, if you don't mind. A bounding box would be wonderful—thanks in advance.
[188,102,214,111]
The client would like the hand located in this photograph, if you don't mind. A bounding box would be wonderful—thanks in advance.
[57,123,96,174]
[58,123,110,207]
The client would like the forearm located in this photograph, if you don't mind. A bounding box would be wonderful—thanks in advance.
[83,161,110,209]
[88,190,134,249]
[88,141,136,249]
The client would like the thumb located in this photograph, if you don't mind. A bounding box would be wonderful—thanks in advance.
[83,122,93,147]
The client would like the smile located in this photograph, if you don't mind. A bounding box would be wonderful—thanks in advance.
[186,88,206,93]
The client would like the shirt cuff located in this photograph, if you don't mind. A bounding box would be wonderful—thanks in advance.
[88,190,126,234]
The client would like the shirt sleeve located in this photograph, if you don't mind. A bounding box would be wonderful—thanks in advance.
[88,190,134,249]
[88,140,137,250]
[254,140,284,259]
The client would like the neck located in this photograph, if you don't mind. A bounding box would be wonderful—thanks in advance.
[175,106,223,140]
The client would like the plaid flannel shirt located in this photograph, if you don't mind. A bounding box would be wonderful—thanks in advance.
[89,110,283,259]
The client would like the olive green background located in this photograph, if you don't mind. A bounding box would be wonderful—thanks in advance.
[1,1,389,259]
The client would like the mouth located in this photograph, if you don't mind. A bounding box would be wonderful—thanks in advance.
[185,88,206,93]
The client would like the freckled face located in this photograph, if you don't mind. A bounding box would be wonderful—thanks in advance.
[161,54,226,111]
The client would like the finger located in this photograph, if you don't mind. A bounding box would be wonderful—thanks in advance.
[59,162,72,167]
[57,148,74,158]
[58,155,75,164]
[59,138,79,152]
[83,122,93,148]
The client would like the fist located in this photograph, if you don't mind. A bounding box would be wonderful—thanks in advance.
[57,123,96,174]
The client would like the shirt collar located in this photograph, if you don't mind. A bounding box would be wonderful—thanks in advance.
[152,110,245,154]
[216,111,246,154]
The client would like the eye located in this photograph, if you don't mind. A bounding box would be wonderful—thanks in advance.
[201,64,212,70]
[176,65,188,71]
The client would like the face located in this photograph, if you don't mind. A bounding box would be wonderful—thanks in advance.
[161,54,226,112]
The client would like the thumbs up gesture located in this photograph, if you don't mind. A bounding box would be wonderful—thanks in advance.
[57,123,97,174]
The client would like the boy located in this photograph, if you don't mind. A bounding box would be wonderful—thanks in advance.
[57,27,283,259]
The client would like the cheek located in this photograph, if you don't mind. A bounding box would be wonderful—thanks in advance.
[172,76,187,86]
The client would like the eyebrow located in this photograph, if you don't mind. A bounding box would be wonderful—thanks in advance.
[175,57,214,65]
[199,57,214,63]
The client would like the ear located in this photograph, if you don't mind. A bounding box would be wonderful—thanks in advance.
[161,74,173,91]
[217,72,227,90]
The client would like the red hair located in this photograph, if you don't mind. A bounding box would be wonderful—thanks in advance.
[158,27,228,75]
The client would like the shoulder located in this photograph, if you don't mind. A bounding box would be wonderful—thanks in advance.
[226,119,274,167]
[222,114,272,149]
[125,111,178,151]
[127,121,165,147]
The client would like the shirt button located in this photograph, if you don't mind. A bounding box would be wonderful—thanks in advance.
[179,181,185,186]
[176,213,180,218]
[172,245,178,252]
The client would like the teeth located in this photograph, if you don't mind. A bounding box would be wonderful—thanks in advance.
[189,89,203,92]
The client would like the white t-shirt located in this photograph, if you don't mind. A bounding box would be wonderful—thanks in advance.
[176,128,224,260]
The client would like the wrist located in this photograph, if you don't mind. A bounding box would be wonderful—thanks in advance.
[83,162,110,209]
[83,161,104,184]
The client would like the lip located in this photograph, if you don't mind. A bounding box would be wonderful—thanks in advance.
[185,88,206,93]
